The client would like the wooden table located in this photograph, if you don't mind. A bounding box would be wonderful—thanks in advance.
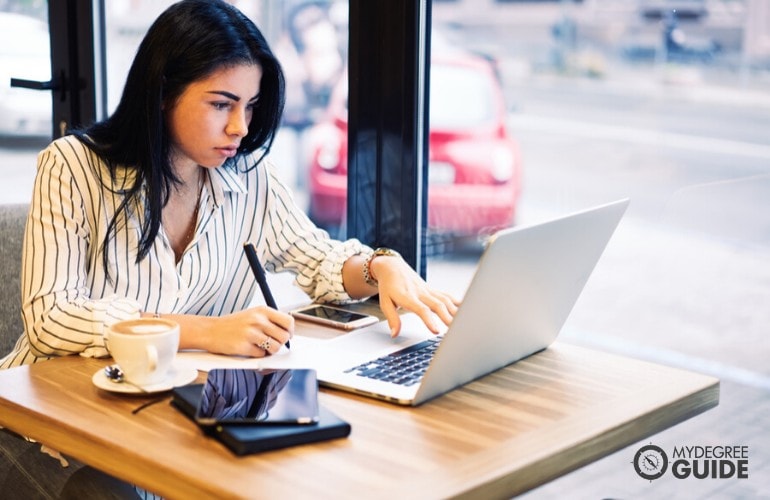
[0,342,718,499]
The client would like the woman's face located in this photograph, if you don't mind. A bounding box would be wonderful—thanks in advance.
[166,63,262,173]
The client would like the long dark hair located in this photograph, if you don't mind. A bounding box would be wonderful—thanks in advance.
[73,0,285,272]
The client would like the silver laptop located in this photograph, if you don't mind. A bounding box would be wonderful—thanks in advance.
[310,199,629,406]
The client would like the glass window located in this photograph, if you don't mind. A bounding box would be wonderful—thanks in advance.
[428,0,769,496]
[0,2,51,203]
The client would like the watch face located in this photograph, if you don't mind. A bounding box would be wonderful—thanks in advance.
[633,444,668,480]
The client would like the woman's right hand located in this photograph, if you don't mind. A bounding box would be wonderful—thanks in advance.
[176,306,294,357]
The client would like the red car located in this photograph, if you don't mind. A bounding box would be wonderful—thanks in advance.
[306,52,522,239]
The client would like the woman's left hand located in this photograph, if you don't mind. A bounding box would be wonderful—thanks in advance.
[370,255,460,337]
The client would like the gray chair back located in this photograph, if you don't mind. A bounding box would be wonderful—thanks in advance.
[0,204,28,356]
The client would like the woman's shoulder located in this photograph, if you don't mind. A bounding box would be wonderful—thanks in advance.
[44,134,87,152]
[36,134,114,185]
[38,134,99,165]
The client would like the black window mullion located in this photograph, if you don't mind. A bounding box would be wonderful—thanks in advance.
[347,0,431,278]
[48,0,105,138]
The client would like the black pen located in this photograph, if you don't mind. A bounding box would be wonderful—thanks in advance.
[243,242,290,349]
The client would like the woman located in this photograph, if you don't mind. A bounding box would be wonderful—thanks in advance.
[1,0,457,370]
[0,0,457,496]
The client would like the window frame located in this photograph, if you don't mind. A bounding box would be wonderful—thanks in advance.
[347,0,431,277]
[48,0,106,138]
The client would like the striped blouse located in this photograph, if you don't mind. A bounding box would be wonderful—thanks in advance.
[0,135,369,369]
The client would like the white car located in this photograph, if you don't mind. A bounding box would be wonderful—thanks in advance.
[0,12,52,138]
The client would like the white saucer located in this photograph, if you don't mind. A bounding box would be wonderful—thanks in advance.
[92,364,198,394]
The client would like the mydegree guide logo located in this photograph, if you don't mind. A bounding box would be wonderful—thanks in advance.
[633,443,749,481]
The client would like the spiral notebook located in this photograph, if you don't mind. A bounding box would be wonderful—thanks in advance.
[171,384,351,456]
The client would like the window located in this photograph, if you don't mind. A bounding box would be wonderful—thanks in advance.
[429,1,769,496]
[0,2,51,203]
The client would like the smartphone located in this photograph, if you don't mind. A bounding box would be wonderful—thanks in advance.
[290,304,379,331]
[194,368,319,426]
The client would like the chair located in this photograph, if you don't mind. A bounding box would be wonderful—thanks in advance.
[0,204,28,356]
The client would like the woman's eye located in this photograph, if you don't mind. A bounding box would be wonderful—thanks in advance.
[212,102,231,110]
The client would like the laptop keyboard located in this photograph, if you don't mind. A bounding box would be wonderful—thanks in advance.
[344,337,443,386]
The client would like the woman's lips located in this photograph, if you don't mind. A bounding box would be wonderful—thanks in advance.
[216,146,238,158]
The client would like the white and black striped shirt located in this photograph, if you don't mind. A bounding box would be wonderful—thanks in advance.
[0,135,368,369]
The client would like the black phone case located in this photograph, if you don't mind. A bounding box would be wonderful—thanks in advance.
[172,384,351,456]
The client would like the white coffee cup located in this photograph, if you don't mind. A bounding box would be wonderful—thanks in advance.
[105,318,180,386]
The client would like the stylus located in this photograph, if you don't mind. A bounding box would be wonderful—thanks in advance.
[243,242,290,349]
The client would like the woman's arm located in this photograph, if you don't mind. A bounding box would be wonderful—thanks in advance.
[342,252,459,337]
[21,139,141,360]
[255,161,369,303]
[256,159,459,338]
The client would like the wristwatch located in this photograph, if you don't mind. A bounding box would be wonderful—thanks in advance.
[363,247,401,287]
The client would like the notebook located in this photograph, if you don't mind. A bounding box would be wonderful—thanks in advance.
[308,199,629,406]
[171,384,351,455]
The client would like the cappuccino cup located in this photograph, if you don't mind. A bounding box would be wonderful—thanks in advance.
[105,318,180,386]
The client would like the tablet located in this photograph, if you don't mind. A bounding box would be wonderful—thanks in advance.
[194,368,320,426]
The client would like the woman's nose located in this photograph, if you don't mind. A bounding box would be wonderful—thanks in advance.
[226,110,249,137]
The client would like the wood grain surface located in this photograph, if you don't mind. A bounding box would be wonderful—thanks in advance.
[0,342,718,499]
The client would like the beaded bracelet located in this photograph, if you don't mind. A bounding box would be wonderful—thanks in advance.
[362,248,401,287]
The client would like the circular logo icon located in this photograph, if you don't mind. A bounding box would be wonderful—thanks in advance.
[633,444,668,480]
